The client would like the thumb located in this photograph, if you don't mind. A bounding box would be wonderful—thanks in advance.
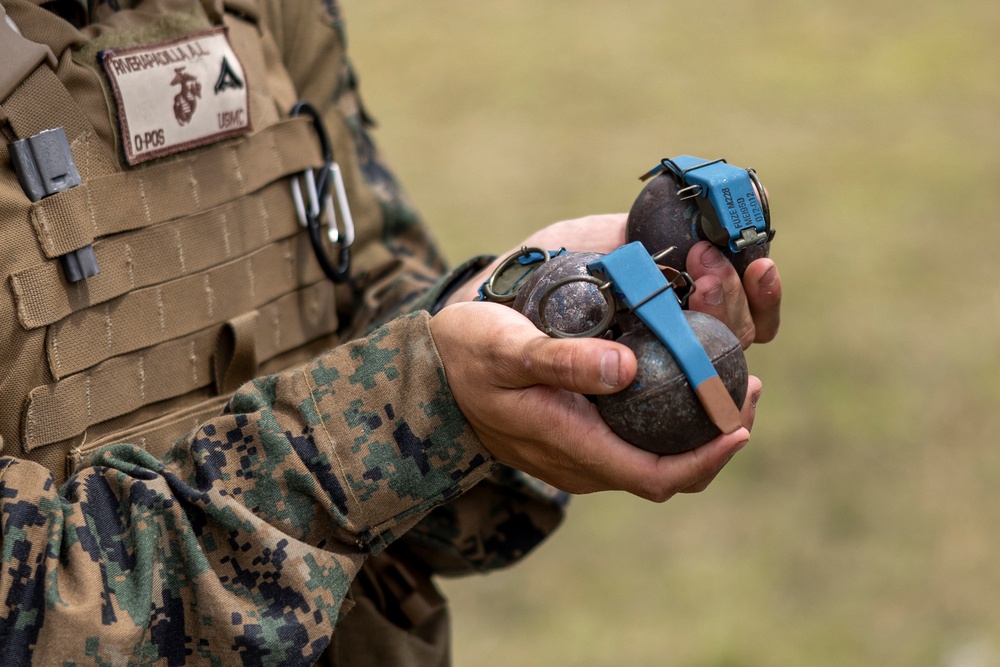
[517,335,638,395]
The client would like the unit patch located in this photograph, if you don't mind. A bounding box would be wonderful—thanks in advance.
[100,28,251,165]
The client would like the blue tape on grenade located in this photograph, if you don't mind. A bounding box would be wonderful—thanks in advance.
[642,155,773,254]
[587,242,742,434]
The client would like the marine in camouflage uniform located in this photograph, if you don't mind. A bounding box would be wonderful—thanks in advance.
[0,0,565,664]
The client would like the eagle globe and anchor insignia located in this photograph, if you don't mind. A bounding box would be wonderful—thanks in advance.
[169,58,243,126]
[170,67,201,125]
[101,28,252,164]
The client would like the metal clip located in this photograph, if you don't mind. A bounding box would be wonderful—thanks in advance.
[291,167,320,228]
[289,101,353,283]
[9,127,98,283]
[325,161,355,248]
[481,246,552,303]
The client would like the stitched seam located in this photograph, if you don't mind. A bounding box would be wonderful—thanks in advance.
[103,303,113,352]
[34,208,54,255]
[175,228,187,274]
[302,367,371,533]
[124,242,136,289]
[187,163,200,210]
[138,355,146,403]
[155,287,166,333]
[137,176,152,224]
[203,274,215,319]
[231,146,244,188]
[190,339,199,386]
[50,329,62,377]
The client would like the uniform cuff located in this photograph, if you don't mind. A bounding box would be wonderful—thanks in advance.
[301,310,495,552]
[405,254,495,315]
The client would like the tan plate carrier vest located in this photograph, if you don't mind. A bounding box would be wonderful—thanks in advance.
[1,4,457,664]
[0,0,383,485]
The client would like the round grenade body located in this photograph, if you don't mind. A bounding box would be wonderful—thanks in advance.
[512,251,609,336]
[595,310,748,455]
[625,172,769,278]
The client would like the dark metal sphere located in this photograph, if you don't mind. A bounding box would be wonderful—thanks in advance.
[595,310,748,455]
[626,172,769,278]
[512,251,610,336]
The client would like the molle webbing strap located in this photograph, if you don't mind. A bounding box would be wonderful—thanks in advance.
[44,235,326,379]
[11,179,299,329]
[28,117,323,259]
[24,279,337,451]
[4,66,101,157]
[213,310,259,395]
[25,325,219,453]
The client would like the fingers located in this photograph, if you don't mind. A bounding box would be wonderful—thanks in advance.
[635,427,750,501]
[438,301,639,396]
[519,335,637,396]
[742,259,782,344]
[741,375,764,432]
[686,242,783,348]
[686,243,756,348]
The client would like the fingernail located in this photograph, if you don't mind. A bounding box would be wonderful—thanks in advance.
[704,284,723,306]
[760,265,778,288]
[701,246,725,268]
[600,350,621,387]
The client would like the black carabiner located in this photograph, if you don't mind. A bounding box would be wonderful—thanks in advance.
[290,101,353,283]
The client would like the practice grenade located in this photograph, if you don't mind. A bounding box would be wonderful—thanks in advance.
[595,310,747,455]
[626,157,773,278]
[512,251,611,337]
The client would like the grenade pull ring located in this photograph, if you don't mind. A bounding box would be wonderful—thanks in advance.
[537,275,616,339]
[481,246,558,303]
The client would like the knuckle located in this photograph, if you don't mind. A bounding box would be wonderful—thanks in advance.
[541,342,584,387]
[724,276,744,300]
[736,320,757,349]
[647,487,677,504]
[638,480,677,503]
[754,327,777,345]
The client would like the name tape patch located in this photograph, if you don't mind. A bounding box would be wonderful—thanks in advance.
[100,27,252,165]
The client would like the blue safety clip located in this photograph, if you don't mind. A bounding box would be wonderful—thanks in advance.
[640,156,773,253]
[587,242,742,434]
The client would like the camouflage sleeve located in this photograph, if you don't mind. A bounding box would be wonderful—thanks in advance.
[0,311,494,665]
[315,2,572,576]
[258,0,569,577]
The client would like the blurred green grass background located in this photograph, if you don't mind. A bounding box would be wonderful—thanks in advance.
[342,1,1000,664]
